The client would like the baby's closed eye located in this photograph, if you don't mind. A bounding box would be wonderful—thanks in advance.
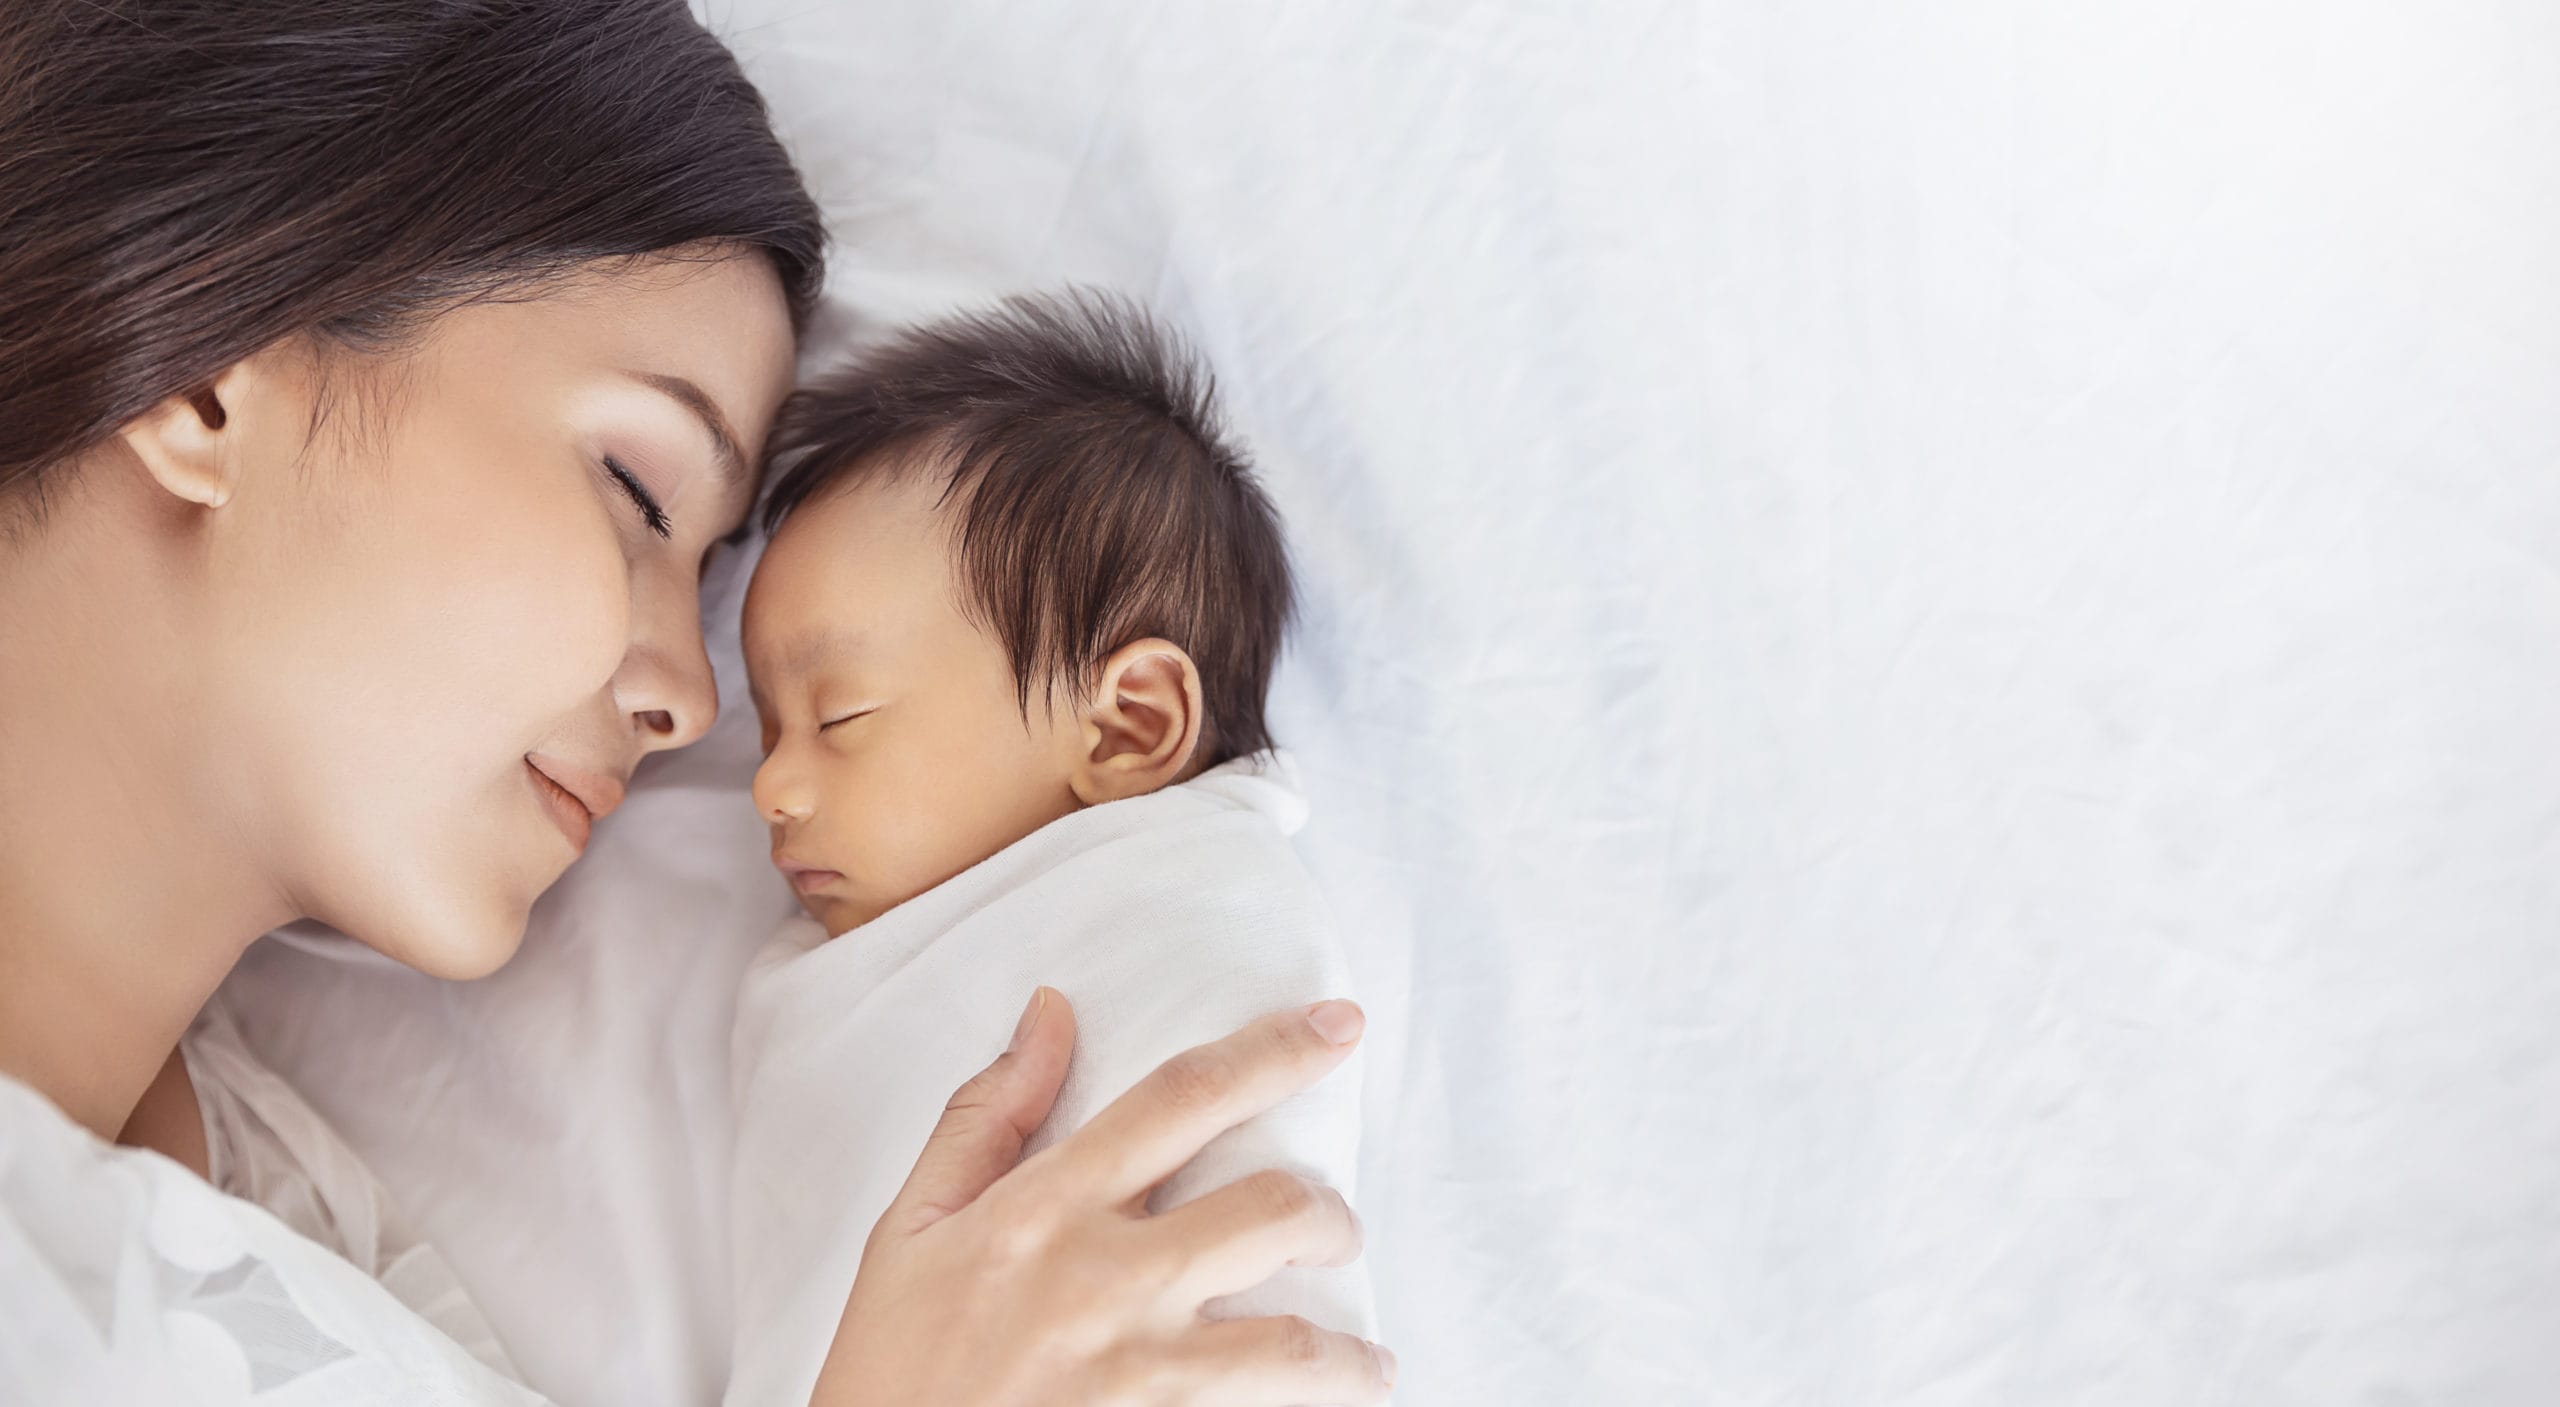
[818,705,879,732]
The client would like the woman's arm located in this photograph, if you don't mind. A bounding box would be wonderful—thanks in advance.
[811,991,1395,1407]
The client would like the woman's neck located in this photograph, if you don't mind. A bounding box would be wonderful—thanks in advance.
[0,481,294,1140]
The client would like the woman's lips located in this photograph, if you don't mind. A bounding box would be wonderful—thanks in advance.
[528,754,627,820]
[523,754,625,855]
[525,760,593,852]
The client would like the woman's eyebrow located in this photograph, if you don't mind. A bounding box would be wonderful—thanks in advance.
[627,369,748,495]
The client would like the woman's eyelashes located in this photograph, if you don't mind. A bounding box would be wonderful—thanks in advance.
[602,455,673,539]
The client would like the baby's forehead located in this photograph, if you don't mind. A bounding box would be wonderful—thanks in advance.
[740,584,884,716]
[740,470,960,675]
[774,453,950,540]
[745,622,871,691]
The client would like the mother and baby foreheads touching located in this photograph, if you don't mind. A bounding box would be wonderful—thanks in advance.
[87,263,1267,954]
[39,231,1304,1040]
[438,278,1285,945]
[486,277,1290,936]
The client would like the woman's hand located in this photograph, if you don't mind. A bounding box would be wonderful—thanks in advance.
[809,989,1395,1407]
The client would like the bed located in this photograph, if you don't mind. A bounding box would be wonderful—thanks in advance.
[220,1,2560,1402]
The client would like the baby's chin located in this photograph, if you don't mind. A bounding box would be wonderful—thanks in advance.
[802,888,886,938]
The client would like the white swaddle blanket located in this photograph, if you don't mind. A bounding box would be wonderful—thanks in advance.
[726,752,1373,1407]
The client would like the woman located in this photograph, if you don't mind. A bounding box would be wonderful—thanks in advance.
[0,1,1396,1402]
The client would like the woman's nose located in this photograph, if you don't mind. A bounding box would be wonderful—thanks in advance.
[615,566,720,754]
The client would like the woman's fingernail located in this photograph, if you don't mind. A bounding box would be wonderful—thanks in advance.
[1008,988,1047,1052]
[1373,1342,1398,1384]
[1306,999,1364,1045]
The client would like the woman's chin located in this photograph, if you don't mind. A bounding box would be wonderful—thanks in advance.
[337,889,532,981]
[298,799,562,980]
[404,927,524,981]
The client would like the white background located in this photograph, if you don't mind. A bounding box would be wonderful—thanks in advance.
[228,2,2560,1403]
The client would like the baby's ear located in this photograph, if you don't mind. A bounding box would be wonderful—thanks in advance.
[1067,638,1204,805]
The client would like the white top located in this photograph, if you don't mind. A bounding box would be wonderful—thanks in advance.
[182,999,522,1379]
[0,999,541,1405]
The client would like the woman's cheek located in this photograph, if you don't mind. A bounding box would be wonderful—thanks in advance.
[425,490,634,723]
[309,487,623,912]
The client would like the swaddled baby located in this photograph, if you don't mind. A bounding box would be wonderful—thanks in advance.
[725,291,1373,1407]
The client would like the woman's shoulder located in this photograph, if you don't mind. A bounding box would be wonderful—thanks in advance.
[0,1064,545,1404]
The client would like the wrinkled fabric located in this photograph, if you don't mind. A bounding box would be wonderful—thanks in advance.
[183,1000,522,1381]
[0,1064,541,1405]
[216,1,2560,1404]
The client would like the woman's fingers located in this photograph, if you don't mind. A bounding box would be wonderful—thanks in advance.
[1058,999,1365,1203]
[818,996,1396,1407]
[867,987,1076,1244]
[1154,1169,1365,1303]
[1164,1315,1398,1407]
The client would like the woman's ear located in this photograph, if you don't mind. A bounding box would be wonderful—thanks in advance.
[117,362,257,510]
[1067,638,1205,806]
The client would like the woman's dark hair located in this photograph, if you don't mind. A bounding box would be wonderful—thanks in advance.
[0,0,825,509]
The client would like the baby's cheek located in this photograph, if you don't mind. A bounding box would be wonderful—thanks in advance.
[871,812,972,914]
[812,763,930,916]
[867,766,999,910]
[826,716,1066,926]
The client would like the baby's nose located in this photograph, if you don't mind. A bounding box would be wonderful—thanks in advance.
[761,786,813,824]
[751,753,814,823]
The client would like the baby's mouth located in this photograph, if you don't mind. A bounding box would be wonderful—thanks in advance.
[772,855,844,895]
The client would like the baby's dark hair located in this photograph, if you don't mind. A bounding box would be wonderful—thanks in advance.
[760,289,1292,769]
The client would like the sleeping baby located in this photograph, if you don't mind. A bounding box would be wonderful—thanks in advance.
[724,290,1373,1407]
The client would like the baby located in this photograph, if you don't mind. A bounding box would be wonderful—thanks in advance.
[724,290,1373,1407]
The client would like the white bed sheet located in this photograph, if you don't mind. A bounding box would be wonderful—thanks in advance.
[220,1,2560,1403]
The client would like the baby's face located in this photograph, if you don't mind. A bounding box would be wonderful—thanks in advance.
[743,469,1084,933]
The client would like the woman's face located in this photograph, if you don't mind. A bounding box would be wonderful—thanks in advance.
[175,253,795,978]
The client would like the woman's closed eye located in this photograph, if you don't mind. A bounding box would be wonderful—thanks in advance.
[819,706,878,732]
[602,455,672,539]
